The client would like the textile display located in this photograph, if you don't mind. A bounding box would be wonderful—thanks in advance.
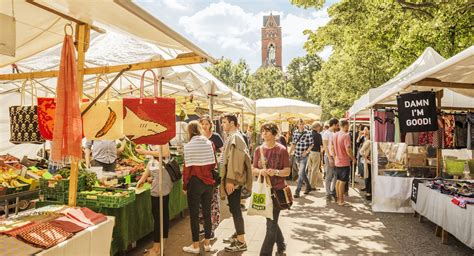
[51,34,83,164]
[396,91,438,133]
[394,116,401,143]
[17,223,73,248]
[454,115,468,148]
[123,69,176,145]
[442,115,455,149]
[49,216,89,233]
[247,174,274,219]
[467,113,474,149]
[385,111,395,142]
[9,79,45,144]
[374,111,386,142]
[412,184,474,248]
[81,98,123,141]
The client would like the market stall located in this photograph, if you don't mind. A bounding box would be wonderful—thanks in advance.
[256,97,322,122]
[347,47,474,214]
[0,1,247,255]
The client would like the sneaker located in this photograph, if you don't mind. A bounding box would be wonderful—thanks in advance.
[223,233,237,244]
[204,244,215,252]
[304,190,311,195]
[294,194,300,198]
[326,195,332,200]
[182,245,200,254]
[361,188,367,192]
[225,240,247,252]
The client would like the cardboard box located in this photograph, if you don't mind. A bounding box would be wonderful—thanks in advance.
[407,153,426,167]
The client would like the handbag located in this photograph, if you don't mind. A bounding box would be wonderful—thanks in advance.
[81,75,123,140]
[247,172,274,219]
[123,69,176,145]
[259,146,293,210]
[9,79,45,144]
[163,158,182,182]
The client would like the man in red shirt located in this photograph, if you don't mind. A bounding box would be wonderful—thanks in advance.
[330,120,356,206]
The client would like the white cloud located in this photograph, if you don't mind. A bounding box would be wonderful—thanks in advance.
[177,1,331,70]
[163,0,190,11]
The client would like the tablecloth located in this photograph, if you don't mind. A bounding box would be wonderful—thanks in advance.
[37,216,115,256]
[412,184,474,249]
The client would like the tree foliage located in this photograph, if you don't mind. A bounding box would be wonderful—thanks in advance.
[207,55,323,103]
[296,0,473,119]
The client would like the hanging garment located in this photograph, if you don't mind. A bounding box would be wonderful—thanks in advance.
[374,111,386,142]
[442,115,455,149]
[418,132,434,145]
[385,111,395,142]
[51,34,83,165]
[405,132,420,146]
[454,115,468,148]
[394,116,401,143]
[467,113,474,149]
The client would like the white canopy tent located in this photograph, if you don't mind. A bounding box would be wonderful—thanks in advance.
[0,1,255,158]
[348,47,447,118]
[0,0,215,67]
[365,46,474,213]
[256,97,322,121]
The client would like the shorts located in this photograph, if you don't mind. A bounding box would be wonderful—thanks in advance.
[335,166,350,182]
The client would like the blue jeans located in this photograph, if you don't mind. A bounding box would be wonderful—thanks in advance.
[295,156,310,195]
[324,155,336,196]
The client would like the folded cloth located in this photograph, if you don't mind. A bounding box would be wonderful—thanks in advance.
[3,222,39,237]
[0,235,42,255]
[61,208,94,226]
[49,216,90,233]
[80,207,107,225]
[17,223,73,249]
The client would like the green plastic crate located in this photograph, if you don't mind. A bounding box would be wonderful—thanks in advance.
[77,187,135,208]
[40,190,69,204]
[40,175,86,192]
[6,181,30,194]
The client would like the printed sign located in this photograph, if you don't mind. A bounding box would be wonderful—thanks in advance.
[397,91,438,133]
[251,193,267,210]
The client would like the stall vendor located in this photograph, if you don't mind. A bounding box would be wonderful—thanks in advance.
[84,140,125,172]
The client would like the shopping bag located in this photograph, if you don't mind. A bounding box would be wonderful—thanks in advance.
[9,79,45,144]
[37,98,89,140]
[123,69,176,145]
[247,173,273,219]
[81,76,123,140]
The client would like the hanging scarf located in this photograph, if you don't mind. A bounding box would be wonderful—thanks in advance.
[51,35,83,165]
[184,135,216,167]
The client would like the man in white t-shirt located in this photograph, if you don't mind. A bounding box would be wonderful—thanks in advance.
[322,118,339,200]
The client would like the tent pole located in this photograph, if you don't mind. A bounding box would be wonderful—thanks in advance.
[68,23,88,207]
[352,114,356,188]
[436,90,444,177]
[209,88,215,121]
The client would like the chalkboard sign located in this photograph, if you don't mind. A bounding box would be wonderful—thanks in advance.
[397,91,438,133]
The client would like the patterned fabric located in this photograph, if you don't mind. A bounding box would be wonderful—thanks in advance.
[2,222,38,237]
[80,207,107,225]
[442,115,455,149]
[292,129,313,158]
[385,111,395,142]
[37,97,56,140]
[17,223,73,248]
[9,105,45,144]
[51,35,83,165]
[199,187,220,231]
[418,132,434,145]
[49,216,89,233]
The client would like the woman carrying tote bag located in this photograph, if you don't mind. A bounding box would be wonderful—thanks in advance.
[252,122,291,256]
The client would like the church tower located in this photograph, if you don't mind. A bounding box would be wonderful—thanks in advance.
[261,13,282,69]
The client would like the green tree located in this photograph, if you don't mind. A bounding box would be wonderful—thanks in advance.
[286,54,323,104]
[247,67,291,99]
[206,58,252,94]
[292,0,473,119]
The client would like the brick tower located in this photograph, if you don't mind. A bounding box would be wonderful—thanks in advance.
[261,13,282,69]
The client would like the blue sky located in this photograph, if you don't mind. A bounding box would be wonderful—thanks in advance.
[136,0,338,71]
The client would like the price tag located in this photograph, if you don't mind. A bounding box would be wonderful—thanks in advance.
[125,175,131,184]
[42,171,53,180]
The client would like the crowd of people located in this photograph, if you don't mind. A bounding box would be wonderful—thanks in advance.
[84,113,371,256]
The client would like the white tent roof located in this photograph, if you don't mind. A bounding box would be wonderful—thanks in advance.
[348,47,446,117]
[369,46,474,108]
[0,0,214,68]
[256,97,322,120]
